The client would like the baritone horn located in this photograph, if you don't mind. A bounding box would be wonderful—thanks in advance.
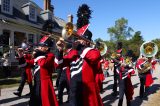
[140,41,158,57]
[138,41,158,74]
[96,41,107,56]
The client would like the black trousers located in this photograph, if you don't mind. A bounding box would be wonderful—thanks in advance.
[139,74,148,97]
[118,79,131,106]
[29,80,41,106]
[58,76,70,103]
[56,69,62,87]
[113,67,119,93]
[17,69,32,94]
[69,74,83,106]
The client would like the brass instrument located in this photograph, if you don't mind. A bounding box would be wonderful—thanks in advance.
[124,57,132,65]
[138,60,152,74]
[61,22,108,56]
[138,41,158,74]
[140,41,158,57]
[62,22,95,45]
[111,52,117,59]
[97,42,107,56]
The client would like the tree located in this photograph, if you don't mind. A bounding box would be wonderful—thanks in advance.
[127,31,144,60]
[107,17,134,42]
[152,39,160,58]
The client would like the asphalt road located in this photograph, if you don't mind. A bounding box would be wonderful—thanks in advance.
[0,64,160,106]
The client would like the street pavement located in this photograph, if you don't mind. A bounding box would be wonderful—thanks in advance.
[0,64,160,106]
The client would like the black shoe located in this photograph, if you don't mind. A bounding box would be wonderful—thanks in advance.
[66,100,69,103]
[25,93,31,96]
[13,91,21,97]
[138,95,143,99]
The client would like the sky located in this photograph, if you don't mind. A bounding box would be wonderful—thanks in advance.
[33,0,160,41]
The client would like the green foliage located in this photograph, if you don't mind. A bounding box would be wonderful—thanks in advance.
[152,39,160,58]
[107,17,134,41]
[97,18,159,60]
[128,31,144,59]
[95,31,145,60]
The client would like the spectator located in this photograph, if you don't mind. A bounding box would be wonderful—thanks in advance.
[1,52,11,78]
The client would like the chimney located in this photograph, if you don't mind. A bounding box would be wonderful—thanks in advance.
[41,0,53,20]
[44,0,51,10]
[67,14,73,23]
[44,0,47,10]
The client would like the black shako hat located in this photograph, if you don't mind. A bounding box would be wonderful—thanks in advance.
[38,35,53,47]
[82,29,92,41]
[116,42,123,54]
[125,50,133,57]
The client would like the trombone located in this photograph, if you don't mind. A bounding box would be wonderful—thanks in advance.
[61,22,108,56]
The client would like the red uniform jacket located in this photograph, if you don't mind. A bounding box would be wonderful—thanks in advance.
[17,53,33,84]
[28,52,58,106]
[63,48,73,83]
[95,60,105,92]
[61,48,103,106]
[119,65,135,101]
[136,58,155,87]
[24,54,33,84]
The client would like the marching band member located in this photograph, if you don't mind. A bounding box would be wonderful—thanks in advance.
[27,36,58,106]
[102,58,110,77]
[56,30,103,106]
[118,50,135,106]
[136,55,157,98]
[111,42,123,96]
[13,45,33,97]
[56,43,72,104]
[95,41,105,93]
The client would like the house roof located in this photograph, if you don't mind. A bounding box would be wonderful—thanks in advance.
[0,0,66,33]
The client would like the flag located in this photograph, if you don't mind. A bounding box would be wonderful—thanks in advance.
[77,24,90,36]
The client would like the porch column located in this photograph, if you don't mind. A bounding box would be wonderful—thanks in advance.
[9,31,15,62]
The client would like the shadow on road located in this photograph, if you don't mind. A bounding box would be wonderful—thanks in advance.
[102,93,119,106]
[147,84,160,96]
[131,96,143,106]
[153,77,158,80]
[0,95,29,105]
[103,79,112,84]
[131,83,160,106]
[12,101,29,106]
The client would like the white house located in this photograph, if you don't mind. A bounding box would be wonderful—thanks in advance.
[0,0,73,64]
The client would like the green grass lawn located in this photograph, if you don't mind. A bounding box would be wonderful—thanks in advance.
[0,73,57,89]
[0,77,21,88]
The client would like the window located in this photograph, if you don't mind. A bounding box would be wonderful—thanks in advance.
[29,6,36,20]
[28,34,34,43]
[2,0,11,13]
